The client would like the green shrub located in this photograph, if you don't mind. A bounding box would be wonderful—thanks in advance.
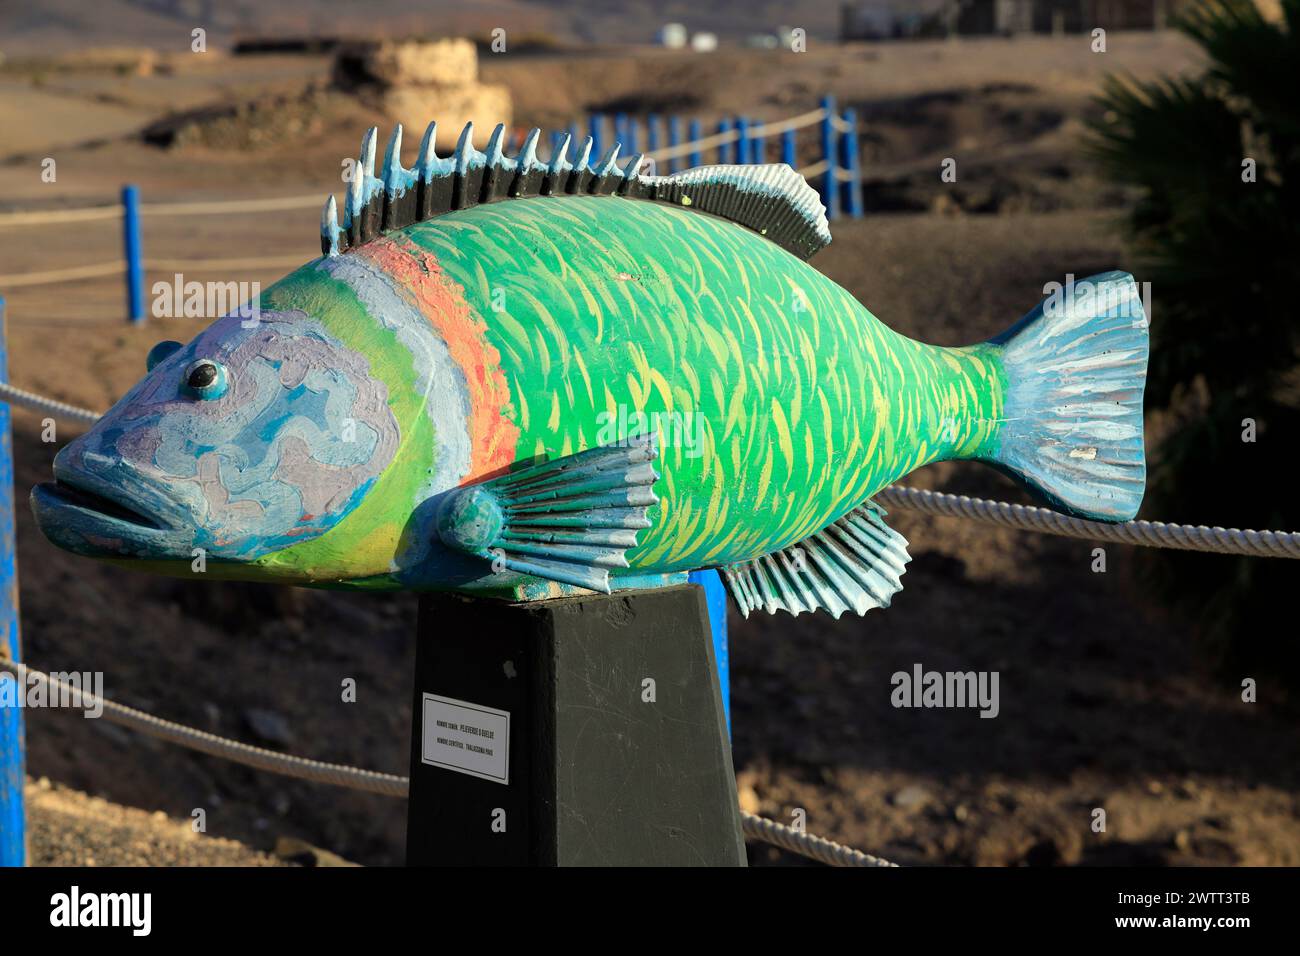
[1089,0,1300,682]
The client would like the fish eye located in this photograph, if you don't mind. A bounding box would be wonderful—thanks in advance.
[146,340,182,371]
[183,359,229,400]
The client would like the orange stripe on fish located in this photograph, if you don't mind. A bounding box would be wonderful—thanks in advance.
[357,236,519,483]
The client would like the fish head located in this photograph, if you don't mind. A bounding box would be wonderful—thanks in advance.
[31,307,404,582]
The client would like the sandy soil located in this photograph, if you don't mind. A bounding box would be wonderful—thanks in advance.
[4,34,1298,867]
[26,778,286,867]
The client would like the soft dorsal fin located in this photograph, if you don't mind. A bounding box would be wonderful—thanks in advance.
[320,121,832,261]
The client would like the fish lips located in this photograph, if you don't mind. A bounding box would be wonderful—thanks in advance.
[31,457,195,560]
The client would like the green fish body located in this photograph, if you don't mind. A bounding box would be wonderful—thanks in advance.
[383,196,1003,570]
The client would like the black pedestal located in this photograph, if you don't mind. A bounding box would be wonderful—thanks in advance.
[406,584,745,866]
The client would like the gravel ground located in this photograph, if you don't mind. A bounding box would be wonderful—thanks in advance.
[26,778,286,867]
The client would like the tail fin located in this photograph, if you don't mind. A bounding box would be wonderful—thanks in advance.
[988,271,1148,521]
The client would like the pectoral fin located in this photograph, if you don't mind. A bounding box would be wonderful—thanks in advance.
[435,435,660,593]
[720,500,911,619]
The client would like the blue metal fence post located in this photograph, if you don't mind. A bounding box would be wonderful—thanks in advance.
[668,115,682,173]
[626,115,639,154]
[646,113,660,160]
[688,119,703,168]
[588,113,604,160]
[839,108,864,219]
[820,96,839,221]
[751,121,766,163]
[121,184,145,324]
[781,127,796,168]
[0,296,25,867]
[717,119,732,164]
[688,569,730,735]
[613,112,628,150]
[735,117,750,165]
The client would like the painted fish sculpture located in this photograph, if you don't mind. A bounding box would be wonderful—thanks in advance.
[31,121,1148,617]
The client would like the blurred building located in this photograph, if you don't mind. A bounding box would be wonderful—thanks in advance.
[657,23,689,48]
[840,1,932,39]
[332,38,511,147]
[841,0,1191,38]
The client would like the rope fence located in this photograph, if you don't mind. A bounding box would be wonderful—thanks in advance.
[0,262,126,289]
[0,652,889,867]
[739,811,897,867]
[134,194,322,218]
[644,124,741,161]
[874,486,1300,559]
[0,381,101,425]
[0,100,864,318]
[4,380,1295,560]
[141,254,311,272]
[0,206,124,227]
[0,655,408,798]
[0,256,314,288]
[0,195,322,228]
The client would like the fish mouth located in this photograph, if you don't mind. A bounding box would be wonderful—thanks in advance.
[31,469,190,561]
[34,479,168,530]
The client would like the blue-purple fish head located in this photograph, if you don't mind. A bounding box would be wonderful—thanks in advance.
[31,310,401,577]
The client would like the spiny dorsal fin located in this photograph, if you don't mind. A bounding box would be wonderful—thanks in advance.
[320,121,832,260]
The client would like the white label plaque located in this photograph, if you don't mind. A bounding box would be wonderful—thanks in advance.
[420,693,510,785]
